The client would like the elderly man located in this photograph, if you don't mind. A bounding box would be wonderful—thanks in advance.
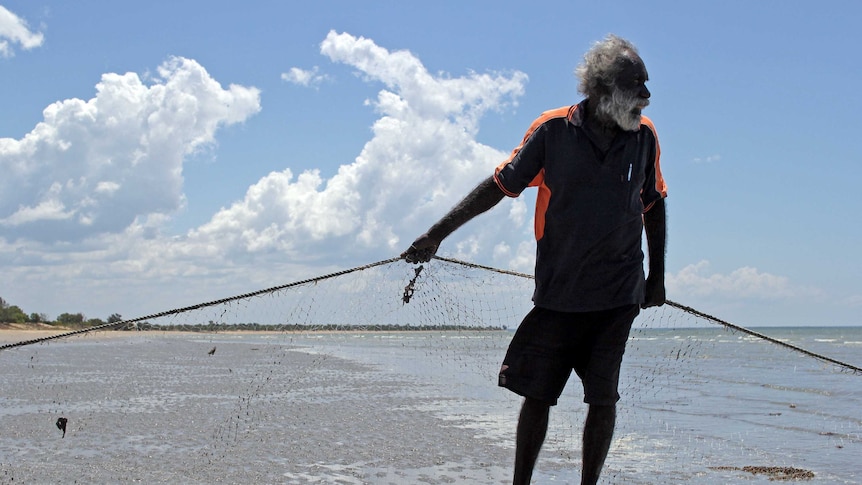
[402,34,667,484]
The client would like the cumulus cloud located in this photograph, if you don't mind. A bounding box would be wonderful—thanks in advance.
[281,66,329,87]
[0,5,44,57]
[667,260,820,300]
[1,31,532,318]
[192,31,529,263]
[0,56,261,242]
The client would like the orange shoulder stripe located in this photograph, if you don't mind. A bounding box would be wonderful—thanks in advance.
[493,106,573,195]
[640,115,667,200]
[493,106,573,240]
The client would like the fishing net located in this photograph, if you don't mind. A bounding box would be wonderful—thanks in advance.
[1,257,859,484]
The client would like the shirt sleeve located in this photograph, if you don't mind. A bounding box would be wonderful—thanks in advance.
[493,108,574,197]
[494,124,547,197]
[639,117,667,211]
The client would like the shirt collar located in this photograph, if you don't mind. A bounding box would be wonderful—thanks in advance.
[567,100,588,126]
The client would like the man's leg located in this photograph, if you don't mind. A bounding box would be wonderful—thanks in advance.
[579,305,637,484]
[513,397,550,485]
[581,404,616,485]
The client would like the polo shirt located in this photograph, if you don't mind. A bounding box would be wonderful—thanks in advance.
[493,100,667,312]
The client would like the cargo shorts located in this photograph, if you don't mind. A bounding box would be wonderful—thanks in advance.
[498,304,638,406]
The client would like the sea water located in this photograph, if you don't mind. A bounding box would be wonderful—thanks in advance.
[1,326,860,484]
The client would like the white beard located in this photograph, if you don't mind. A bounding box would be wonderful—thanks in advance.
[596,88,649,131]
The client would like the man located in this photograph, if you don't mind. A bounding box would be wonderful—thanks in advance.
[402,34,667,484]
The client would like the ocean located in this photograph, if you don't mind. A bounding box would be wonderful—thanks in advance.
[1,326,860,484]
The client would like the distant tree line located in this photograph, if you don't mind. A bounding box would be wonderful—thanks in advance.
[1,296,504,332]
[130,322,504,332]
[0,296,124,328]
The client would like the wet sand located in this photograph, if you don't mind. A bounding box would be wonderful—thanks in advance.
[0,331,516,484]
[2,328,857,483]
[0,326,294,345]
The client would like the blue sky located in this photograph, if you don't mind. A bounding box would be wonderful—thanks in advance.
[1,1,860,326]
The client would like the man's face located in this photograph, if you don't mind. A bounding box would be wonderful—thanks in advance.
[596,55,651,131]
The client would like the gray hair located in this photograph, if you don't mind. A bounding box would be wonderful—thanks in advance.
[575,34,640,98]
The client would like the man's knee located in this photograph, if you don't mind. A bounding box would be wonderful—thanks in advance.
[589,403,615,413]
[585,404,617,435]
[523,396,551,413]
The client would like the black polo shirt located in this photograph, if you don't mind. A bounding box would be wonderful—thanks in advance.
[494,100,666,312]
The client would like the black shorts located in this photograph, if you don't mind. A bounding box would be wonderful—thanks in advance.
[498,304,638,406]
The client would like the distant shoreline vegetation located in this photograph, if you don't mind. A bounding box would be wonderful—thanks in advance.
[125,322,507,332]
[0,297,507,332]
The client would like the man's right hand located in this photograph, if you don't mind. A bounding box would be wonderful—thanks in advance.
[400,176,504,264]
[401,234,440,263]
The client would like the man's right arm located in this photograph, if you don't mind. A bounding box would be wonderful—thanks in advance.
[402,176,505,263]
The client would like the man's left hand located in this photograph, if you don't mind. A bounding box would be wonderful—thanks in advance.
[642,274,666,308]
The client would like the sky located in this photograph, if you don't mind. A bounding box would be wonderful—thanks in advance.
[1,1,860,327]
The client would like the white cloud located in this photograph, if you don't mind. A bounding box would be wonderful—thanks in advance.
[95,181,121,195]
[667,260,820,300]
[188,31,529,261]
[320,31,527,125]
[0,56,261,241]
[693,154,721,163]
[508,197,528,227]
[510,241,536,273]
[1,196,73,225]
[0,5,44,57]
[281,66,329,87]
[0,31,532,319]
[491,240,535,274]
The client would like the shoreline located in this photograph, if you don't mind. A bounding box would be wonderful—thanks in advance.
[0,323,75,343]
[0,324,508,345]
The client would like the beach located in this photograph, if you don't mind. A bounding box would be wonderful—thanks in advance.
[0,324,79,342]
[1,327,860,484]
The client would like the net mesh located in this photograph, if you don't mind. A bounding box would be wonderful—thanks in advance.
[1,258,859,484]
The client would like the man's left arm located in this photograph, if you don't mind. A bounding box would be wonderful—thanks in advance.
[642,197,666,308]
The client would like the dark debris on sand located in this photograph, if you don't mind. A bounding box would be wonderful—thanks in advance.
[709,465,815,481]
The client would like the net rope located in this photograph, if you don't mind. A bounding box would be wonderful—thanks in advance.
[0,257,402,352]
[433,256,862,374]
[2,255,860,374]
